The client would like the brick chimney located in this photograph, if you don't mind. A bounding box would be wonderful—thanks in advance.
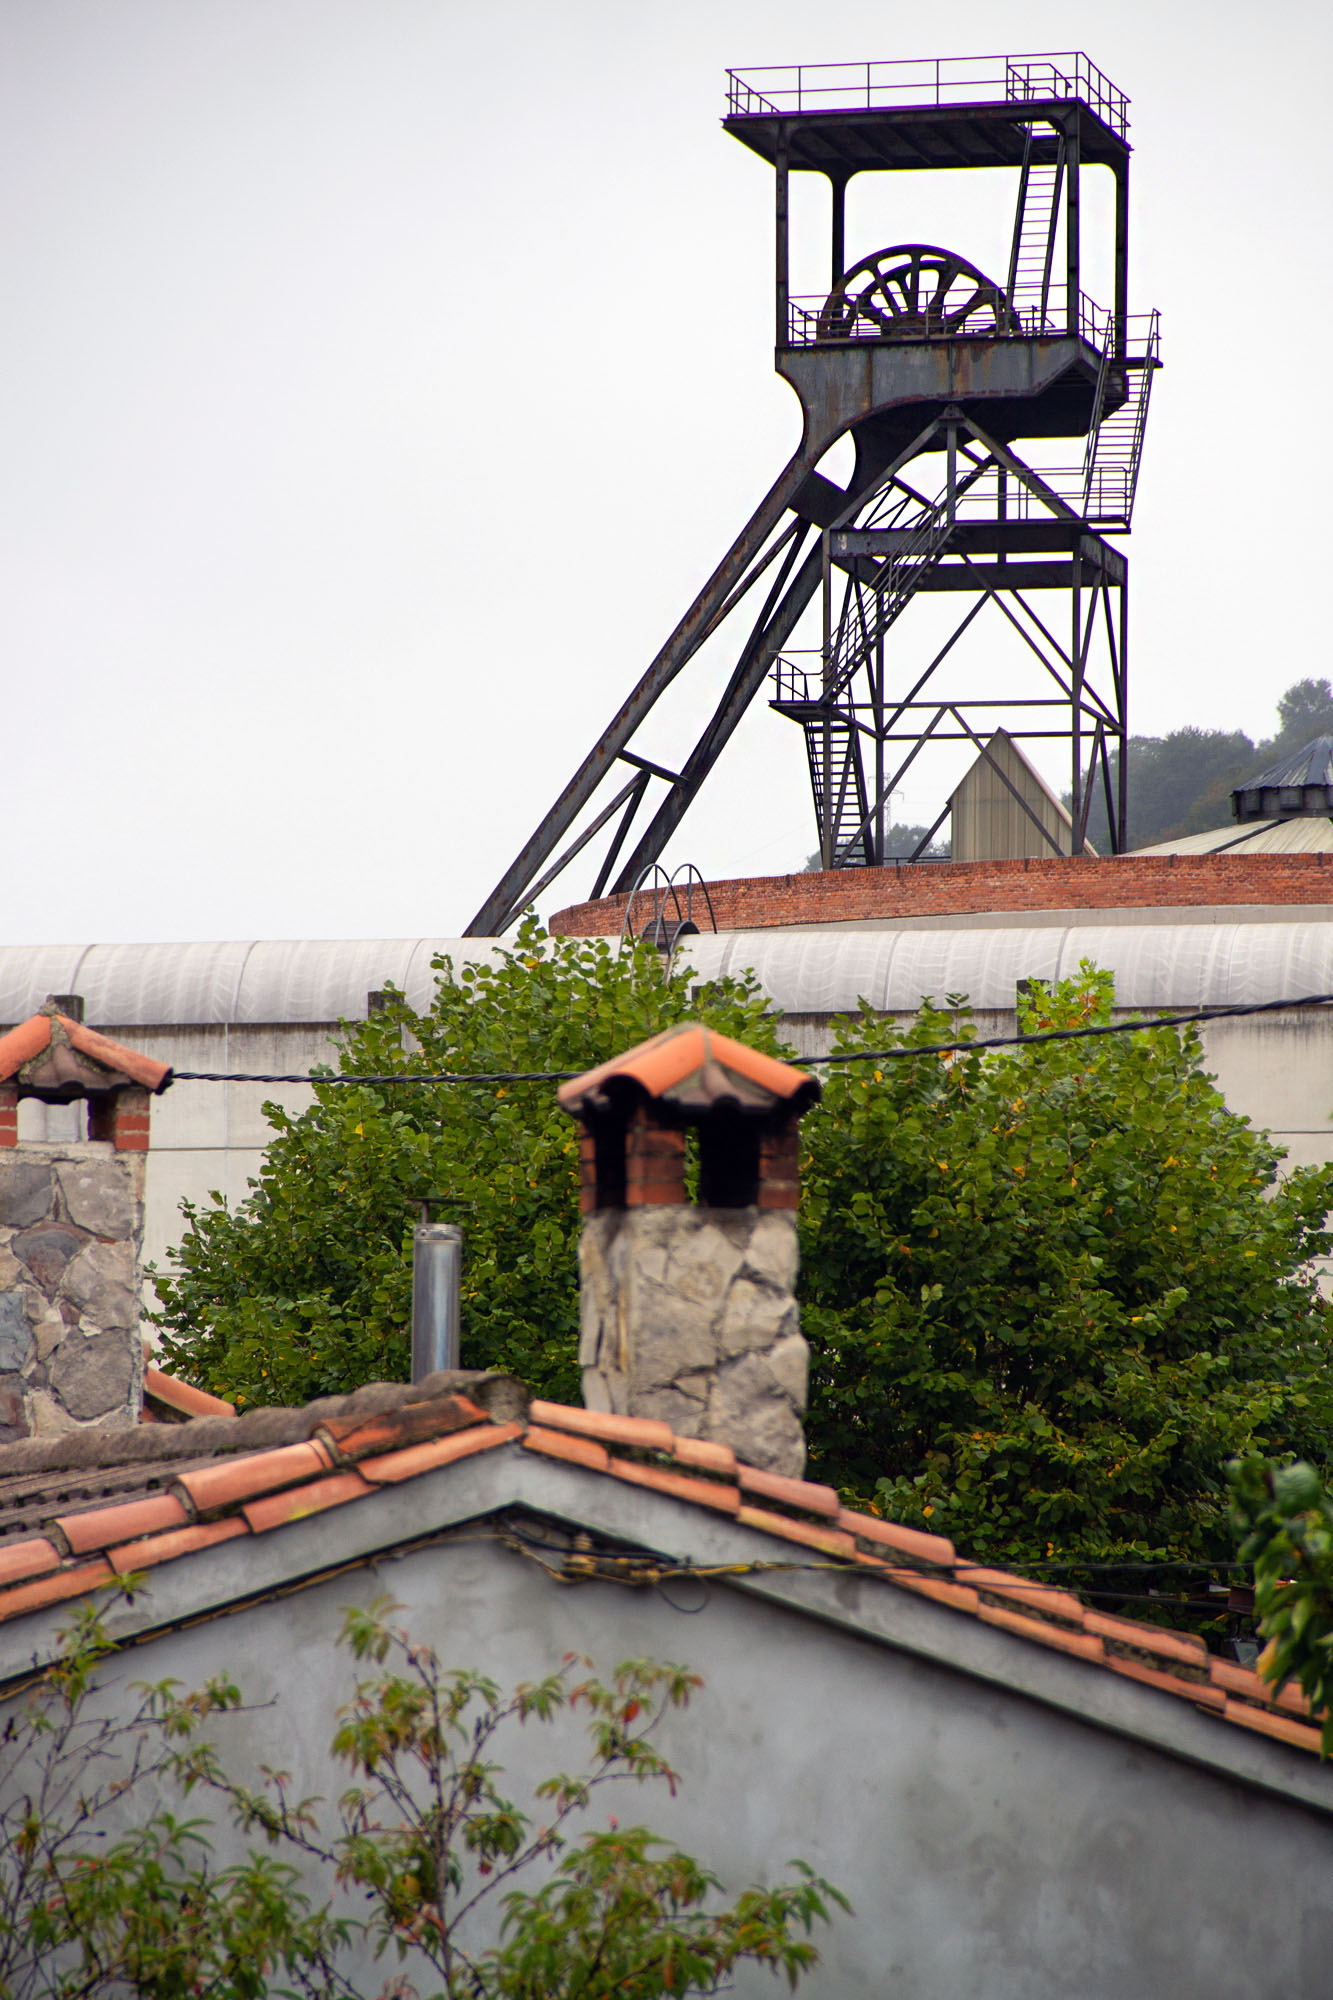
[0,1003,173,1439]
[558,1024,820,1475]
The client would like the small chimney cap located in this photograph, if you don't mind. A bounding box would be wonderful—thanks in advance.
[0,1007,173,1105]
[558,1022,819,1125]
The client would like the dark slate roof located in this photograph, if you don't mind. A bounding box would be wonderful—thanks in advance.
[1241,737,1333,792]
[1234,737,1333,823]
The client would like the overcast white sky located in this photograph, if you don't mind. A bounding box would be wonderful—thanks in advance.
[4,0,1331,943]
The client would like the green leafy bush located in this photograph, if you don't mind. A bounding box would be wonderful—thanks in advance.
[1231,1456,1333,1753]
[799,968,1333,1570]
[155,942,1333,1579]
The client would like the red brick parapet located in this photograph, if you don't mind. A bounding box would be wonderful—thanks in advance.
[550,851,1333,937]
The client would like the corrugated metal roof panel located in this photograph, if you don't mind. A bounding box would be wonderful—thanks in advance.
[0,942,507,1027]
[680,923,1333,1013]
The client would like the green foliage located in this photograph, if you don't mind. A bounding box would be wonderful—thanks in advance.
[155,924,1333,1581]
[0,1595,844,1999]
[1231,1457,1333,1755]
[0,1593,349,1998]
[151,917,780,1410]
[799,968,1333,1572]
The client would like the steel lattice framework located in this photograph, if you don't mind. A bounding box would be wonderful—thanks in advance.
[468,52,1160,935]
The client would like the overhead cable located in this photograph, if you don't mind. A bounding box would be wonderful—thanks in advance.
[170,988,1333,1085]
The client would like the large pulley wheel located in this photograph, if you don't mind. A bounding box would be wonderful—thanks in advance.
[817,243,1016,340]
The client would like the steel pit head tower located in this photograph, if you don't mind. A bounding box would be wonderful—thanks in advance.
[468,53,1159,932]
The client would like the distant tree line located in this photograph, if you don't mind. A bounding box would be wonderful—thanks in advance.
[1082,677,1333,852]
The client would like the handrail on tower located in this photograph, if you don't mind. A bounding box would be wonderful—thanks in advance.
[466,52,1159,936]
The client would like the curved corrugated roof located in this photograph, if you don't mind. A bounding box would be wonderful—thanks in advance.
[0,941,506,1027]
[4,925,1332,1030]
[678,923,1333,1014]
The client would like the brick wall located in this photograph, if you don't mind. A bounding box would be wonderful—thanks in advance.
[550,852,1333,937]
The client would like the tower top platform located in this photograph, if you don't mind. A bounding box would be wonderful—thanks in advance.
[724,52,1131,173]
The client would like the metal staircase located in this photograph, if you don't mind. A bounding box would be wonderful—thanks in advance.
[1006,123,1065,329]
[1081,317,1160,525]
[804,712,874,867]
[825,500,956,698]
[773,480,964,867]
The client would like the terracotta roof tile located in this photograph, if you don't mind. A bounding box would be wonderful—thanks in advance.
[143,1368,236,1422]
[737,1465,840,1519]
[61,1017,171,1093]
[527,1403,675,1453]
[1107,1653,1225,1712]
[1222,1698,1326,1755]
[957,1566,1088,1625]
[317,1394,487,1464]
[0,1011,172,1095]
[173,1440,332,1515]
[558,1023,820,1121]
[1209,1657,1271,1702]
[607,1456,742,1514]
[1084,1610,1209,1666]
[735,1505,857,1560]
[242,1471,372,1534]
[522,1426,611,1474]
[0,1536,61,1587]
[109,1518,249,1574]
[669,1436,737,1477]
[359,1421,522,1484]
[977,1602,1106,1664]
[0,1559,115,1619]
[838,1511,955,1569]
[0,1015,53,1081]
[887,1570,981,1615]
[57,1493,189,1555]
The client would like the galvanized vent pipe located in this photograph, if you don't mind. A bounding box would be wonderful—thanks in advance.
[411,1223,462,1380]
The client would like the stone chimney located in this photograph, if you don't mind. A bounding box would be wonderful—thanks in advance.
[558,1023,820,1475]
[0,1003,173,1439]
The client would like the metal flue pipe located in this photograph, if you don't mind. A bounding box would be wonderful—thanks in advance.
[411,1223,462,1380]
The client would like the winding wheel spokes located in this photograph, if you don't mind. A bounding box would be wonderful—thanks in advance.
[818,243,1016,341]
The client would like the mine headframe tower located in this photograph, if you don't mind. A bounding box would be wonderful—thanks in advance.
[467,52,1159,933]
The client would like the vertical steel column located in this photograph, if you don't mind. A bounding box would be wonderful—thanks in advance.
[820,525,833,869]
[775,126,789,350]
[873,628,885,865]
[1113,161,1129,361]
[1070,546,1083,850]
[1118,573,1130,847]
[830,172,847,286]
[1065,118,1081,337]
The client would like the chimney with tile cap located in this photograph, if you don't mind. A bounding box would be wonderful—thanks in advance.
[0,1004,173,1439]
[558,1023,820,1475]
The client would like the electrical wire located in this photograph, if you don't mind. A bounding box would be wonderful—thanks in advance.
[169,987,1333,1085]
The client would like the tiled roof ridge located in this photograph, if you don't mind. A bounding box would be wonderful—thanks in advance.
[0,1006,172,1095]
[0,1388,1321,1760]
[0,1369,529,1478]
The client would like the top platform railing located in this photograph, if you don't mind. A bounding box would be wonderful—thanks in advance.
[726,54,1129,141]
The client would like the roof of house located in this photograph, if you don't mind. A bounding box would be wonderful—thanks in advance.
[559,1023,821,1121]
[0,1006,173,1100]
[0,1375,1318,1770]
